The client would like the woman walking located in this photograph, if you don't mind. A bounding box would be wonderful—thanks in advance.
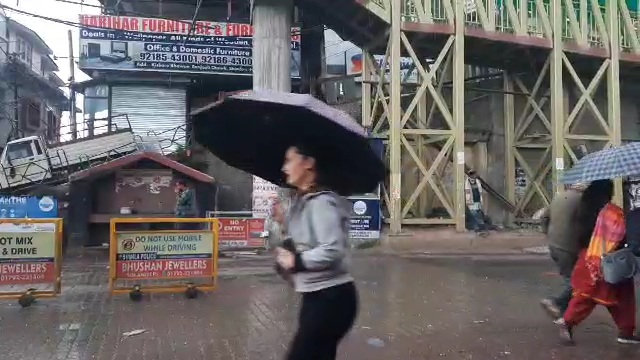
[560,179,640,344]
[274,144,358,360]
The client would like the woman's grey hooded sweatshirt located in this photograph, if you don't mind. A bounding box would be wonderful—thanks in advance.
[285,190,353,293]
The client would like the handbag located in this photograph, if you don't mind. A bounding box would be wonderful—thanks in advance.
[601,239,639,284]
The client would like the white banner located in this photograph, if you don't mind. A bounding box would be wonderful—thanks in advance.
[252,177,279,219]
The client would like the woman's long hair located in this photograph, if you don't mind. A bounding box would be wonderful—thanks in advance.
[573,180,614,248]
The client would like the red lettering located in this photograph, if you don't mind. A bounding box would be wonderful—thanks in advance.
[240,24,252,36]
[158,19,166,32]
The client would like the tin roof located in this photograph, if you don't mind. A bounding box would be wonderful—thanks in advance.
[69,151,214,183]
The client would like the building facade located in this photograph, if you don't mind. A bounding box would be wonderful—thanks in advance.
[0,11,67,149]
[84,0,309,212]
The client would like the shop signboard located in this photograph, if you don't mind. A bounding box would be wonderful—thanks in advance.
[115,230,215,280]
[0,196,58,219]
[78,15,301,77]
[0,222,57,286]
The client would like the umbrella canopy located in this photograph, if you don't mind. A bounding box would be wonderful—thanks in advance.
[562,142,640,184]
[192,90,385,195]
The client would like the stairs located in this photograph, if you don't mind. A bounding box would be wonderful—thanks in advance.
[295,0,389,50]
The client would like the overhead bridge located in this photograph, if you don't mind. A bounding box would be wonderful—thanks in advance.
[296,0,639,233]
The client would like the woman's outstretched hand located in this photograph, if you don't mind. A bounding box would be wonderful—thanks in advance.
[276,247,295,270]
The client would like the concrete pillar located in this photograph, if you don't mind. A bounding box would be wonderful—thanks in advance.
[252,0,293,92]
[252,0,294,244]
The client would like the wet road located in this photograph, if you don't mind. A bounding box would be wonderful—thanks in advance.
[0,255,639,360]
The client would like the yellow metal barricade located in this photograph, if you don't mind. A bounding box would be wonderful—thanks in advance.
[109,218,219,300]
[0,218,63,307]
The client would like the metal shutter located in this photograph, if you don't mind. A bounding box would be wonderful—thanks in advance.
[111,85,186,153]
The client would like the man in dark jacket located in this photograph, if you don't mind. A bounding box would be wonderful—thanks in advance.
[174,180,196,229]
[539,183,586,322]
[625,177,640,255]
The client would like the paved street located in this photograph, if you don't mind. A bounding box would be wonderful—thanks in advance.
[1,253,639,360]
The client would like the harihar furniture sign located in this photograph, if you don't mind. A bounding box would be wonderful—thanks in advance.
[0,222,57,286]
[78,15,301,77]
[115,231,215,280]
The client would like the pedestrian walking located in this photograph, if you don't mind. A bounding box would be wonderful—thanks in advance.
[192,90,384,360]
[559,180,640,345]
[624,176,640,255]
[539,183,586,322]
[465,170,488,236]
[274,144,358,360]
[174,179,197,230]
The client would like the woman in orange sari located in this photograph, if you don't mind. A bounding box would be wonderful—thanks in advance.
[560,180,639,345]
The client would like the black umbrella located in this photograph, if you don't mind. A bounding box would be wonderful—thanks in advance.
[192,90,385,195]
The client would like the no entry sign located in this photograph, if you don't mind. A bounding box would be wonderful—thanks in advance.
[217,218,266,248]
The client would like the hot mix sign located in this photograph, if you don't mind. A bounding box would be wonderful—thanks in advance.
[116,231,215,280]
[0,223,57,286]
[78,14,301,77]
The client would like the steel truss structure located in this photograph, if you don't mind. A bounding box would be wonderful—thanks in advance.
[356,0,637,233]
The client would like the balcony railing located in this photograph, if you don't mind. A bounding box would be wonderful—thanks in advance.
[364,0,640,56]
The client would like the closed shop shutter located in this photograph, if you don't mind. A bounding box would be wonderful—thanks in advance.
[111,85,186,153]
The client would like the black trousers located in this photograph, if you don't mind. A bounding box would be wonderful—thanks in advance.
[286,282,358,360]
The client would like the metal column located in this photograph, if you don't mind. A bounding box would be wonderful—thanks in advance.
[452,0,466,232]
[550,0,565,195]
[388,0,403,234]
[607,0,623,204]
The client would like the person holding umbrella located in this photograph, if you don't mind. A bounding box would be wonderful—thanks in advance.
[558,180,639,344]
[272,143,358,359]
[192,90,385,360]
[538,182,587,323]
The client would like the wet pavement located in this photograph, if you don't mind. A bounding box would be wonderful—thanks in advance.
[0,254,639,360]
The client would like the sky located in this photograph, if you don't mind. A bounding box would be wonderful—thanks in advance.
[2,0,102,83]
[1,0,101,133]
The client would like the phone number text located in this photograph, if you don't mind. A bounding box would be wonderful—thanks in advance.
[138,52,252,66]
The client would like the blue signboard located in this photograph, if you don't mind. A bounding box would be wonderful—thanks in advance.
[347,197,381,239]
[0,196,58,219]
[78,15,301,77]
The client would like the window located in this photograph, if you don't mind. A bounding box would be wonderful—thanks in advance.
[46,110,58,141]
[33,140,43,155]
[19,97,42,130]
[16,37,32,66]
[6,142,34,161]
[83,85,110,136]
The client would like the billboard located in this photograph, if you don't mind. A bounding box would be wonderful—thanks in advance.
[346,51,421,84]
[78,15,301,77]
[0,196,58,219]
[115,230,215,280]
[0,222,58,286]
